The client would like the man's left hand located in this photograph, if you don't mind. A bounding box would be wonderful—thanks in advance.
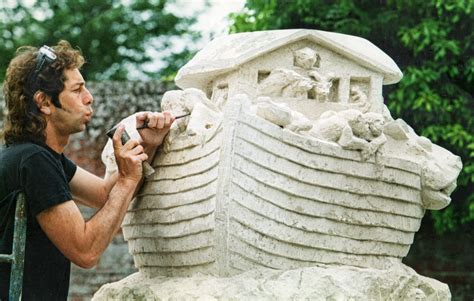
[136,111,174,146]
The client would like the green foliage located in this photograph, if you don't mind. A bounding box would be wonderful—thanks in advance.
[0,0,198,81]
[230,0,474,234]
[156,32,201,83]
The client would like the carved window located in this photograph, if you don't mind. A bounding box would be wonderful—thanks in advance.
[349,77,370,98]
[257,70,271,83]
[211,83,229,108]
[217,83,228,90]
[212,83,228,101]
[329,78,340,102]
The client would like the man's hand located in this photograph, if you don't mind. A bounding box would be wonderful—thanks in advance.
[136,111,174,146]
[113,124,148,182]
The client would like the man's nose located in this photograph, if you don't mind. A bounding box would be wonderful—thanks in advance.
[84,87,93,105]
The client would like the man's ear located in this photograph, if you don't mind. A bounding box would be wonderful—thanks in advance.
[33,91,52,115]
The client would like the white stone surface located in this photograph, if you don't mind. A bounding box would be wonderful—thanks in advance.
[103,94,461,277]
[99,29,462,298]
[93,262,450,300]
[175,29,403,89]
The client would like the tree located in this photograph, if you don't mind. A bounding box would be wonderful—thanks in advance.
[229,0,474,234]
[0,0,199,82]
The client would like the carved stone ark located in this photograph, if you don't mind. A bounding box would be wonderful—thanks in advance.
[96,29,462,300]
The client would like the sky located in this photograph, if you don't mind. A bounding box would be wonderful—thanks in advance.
[172,0,246,36]
[141,0,246,77]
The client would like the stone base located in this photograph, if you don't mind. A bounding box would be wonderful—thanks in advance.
[92,263,450,300]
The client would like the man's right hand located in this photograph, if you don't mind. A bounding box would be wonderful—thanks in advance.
[112,124,148,183]
[39,126,149,269]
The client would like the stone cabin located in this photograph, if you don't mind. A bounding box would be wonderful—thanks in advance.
[175,29,402,119]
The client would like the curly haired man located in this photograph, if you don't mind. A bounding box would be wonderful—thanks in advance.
[0,41,173,299]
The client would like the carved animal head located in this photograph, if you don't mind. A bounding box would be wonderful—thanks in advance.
[342,110,369,139]
[363,112,385,137]
[161,90,185,113]
[161,88,208,114]
[181,88,208,112]
[383,119,462,210]
[309,71,334,101]
[420,143,462,210]
[294,47,320,69]
[161,88,208,134]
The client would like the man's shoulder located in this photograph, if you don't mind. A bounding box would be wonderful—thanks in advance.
[2,142,46,155]
[0,142,53,164]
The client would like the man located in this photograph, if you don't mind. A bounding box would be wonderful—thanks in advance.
[0,41,172,299]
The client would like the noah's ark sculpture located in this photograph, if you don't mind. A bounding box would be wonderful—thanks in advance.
[102,29,462,278]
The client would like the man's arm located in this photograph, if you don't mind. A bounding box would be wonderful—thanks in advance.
[69,167,117,209]
[36,125,146,268]
[37,178,137,268]
[70,111,173,209]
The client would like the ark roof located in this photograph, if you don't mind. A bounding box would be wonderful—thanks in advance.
[175,29,403,89]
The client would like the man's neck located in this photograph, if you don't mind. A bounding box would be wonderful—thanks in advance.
[44,125,69,153]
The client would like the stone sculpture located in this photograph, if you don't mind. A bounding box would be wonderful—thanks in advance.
[95,29,462,300]
[308,109,387,160]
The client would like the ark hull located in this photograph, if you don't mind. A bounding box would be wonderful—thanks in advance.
[122,98,424,277]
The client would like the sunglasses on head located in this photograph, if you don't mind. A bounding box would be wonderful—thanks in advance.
[31,45,57,84]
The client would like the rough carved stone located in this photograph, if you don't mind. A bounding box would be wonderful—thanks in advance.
[97,29,462,300]
[93,262,450,300]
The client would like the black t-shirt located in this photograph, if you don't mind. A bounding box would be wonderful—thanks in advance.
[0,141,77,300]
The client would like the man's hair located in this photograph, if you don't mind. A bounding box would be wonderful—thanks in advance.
[1,40,85,145]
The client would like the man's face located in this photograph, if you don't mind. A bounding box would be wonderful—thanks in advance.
[50,68,93,134]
